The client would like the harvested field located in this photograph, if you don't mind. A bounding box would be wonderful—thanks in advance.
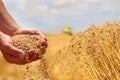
[0,34,72,80]
[47,22,120,80]
[1,22,120,80]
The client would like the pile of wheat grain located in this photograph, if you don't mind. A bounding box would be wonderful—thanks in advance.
[12,35,44,57]
[47,22,120,80]
[12,35,49,80]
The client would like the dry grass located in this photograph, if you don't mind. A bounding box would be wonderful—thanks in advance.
[0,34,72,80]
[47,22,120,80]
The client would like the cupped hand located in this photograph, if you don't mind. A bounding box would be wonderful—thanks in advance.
[0,33,26,64]
[0,28,48,65]
[14,28,48,53]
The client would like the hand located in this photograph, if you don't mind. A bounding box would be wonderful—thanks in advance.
[14,28,48,53]
[0,33,26,64]
[0,28,48,65]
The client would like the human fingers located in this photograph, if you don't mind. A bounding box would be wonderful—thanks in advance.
[17,29,47,40]
[2,52,26,65]
[26,50,39,62]
[41,40,48,48]
[30,29,47,41]
[2,44,25,60]
[40,40,48,53]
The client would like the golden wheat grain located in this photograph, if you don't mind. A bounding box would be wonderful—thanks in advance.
[12,35,44,58]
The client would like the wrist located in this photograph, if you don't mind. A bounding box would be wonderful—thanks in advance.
[0,21,22,36]
[0,0,22,36]
[8,24,21,36]
[7,23,22,36]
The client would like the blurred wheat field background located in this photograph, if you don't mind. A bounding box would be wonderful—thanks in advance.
[0,34,72,80]
[1,22,120,80]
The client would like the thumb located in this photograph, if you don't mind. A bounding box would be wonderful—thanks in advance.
[4,44,25,59]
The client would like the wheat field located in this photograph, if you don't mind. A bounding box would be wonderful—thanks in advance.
[0,34,72,80]
[1,22,120,80]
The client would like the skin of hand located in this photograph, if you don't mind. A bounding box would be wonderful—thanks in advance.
[0,32,26,64]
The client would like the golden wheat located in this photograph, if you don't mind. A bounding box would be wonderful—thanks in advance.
[11,22,120,80]
[47,22,120,80]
